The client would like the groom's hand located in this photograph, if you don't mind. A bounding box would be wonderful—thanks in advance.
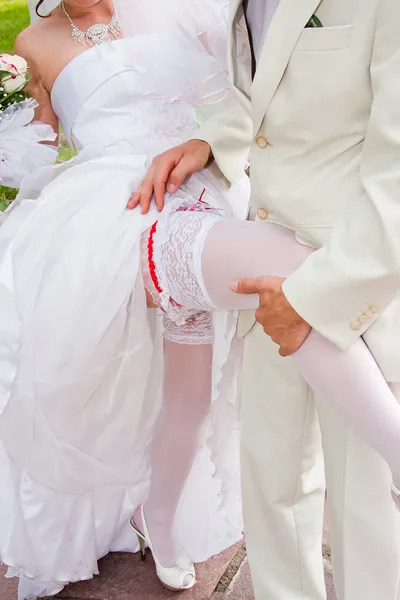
[233,276,311,356]
[127,140,212,214]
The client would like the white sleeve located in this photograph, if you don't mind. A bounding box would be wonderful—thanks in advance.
[194,101,252,186]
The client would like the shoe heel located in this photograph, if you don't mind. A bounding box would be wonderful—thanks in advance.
[137,534,146,561]
[129,515,147,561]
[130,506,195,591]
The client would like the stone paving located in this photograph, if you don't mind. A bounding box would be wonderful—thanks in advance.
[0,519,337,600]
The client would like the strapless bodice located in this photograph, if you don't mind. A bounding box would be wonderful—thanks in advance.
[51,36,228,157]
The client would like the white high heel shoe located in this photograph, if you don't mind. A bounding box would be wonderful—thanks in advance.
[129,506,196,592]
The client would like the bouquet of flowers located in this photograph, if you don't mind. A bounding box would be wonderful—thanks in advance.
[0,53,57,190]
[0,53,30,110]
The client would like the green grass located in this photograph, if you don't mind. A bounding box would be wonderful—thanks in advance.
[58,138,76,162]
[0,0,30,53]
[0,186,17,211]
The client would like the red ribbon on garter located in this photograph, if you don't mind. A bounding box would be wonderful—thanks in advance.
[148,221,163,295]
[147,187,207,301]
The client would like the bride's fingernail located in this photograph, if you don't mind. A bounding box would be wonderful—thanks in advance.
[230,281,238,291]
[167,184,177,194]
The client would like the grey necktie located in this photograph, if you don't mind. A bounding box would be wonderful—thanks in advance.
[243,0,257,78]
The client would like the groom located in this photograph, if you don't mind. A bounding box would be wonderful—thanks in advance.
[134,1,400,598]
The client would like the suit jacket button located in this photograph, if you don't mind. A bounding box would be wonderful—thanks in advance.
[256,135,268,149]
[351,321,362,331]
[257,208,269,220]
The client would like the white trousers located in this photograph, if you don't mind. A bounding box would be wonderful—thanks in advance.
[241,321,400,600]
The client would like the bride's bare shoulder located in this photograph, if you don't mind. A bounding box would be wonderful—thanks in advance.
[15,14,61,65]
[14,14,69,95]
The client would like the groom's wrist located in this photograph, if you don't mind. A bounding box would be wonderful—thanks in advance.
[190,138,213,166]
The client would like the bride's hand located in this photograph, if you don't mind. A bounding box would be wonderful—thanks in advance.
[127,140,212,214]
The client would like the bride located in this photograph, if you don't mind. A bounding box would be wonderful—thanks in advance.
[1,1,249,598]
[3,0,400,598]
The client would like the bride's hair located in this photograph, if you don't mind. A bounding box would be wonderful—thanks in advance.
[35,0,51,17]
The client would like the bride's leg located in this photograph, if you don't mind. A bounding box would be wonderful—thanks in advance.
[136,312,213,569]
[143,210,400,497]
[203,220,400,492]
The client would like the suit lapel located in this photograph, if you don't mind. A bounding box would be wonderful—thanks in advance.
[251,0,322,136]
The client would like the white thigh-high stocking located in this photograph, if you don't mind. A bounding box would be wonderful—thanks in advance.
[204,220,400,498]
[142,203,400,506]
[134,312,213,570]
[137,216,215,570]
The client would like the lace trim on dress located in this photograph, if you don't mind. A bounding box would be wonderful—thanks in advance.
[163,313,213,345]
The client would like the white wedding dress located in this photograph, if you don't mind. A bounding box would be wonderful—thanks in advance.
[0,34,250,595]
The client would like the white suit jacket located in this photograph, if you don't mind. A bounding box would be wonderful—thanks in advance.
[197,0,400,381]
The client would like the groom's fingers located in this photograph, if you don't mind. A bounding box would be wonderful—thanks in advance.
[166,158,196,194]
[231,277,264,295]
[127,142,211,212]
[138,161,158,214]
[127,166,160,214]
[153,156,182,212]
[139,180,156,214]
[127,183,144,210]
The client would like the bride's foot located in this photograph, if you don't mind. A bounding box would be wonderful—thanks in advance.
[134,506,178,568]
[391,483,400,511]
[129,505,195,591]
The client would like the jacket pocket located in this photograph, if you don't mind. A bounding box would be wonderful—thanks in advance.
[295,25,353,52]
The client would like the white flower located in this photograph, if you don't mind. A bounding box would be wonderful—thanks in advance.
[2,74,27,94]
[0,55,18,76]
[9,55,28,75]
[0,54,29,94]
[0,53,28,77]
